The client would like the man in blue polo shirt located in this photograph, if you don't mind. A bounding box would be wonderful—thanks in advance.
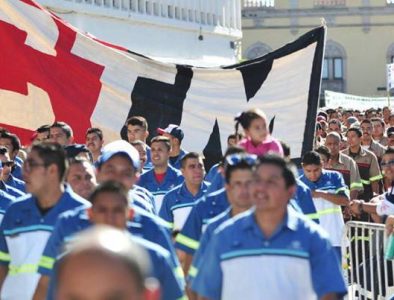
[157,124,188,170]
[138,136,184,212]
[0,147,25,193]
[35,181,185,300]
[299,150,350,261]
[0,142,89,300]
[159,152,209,233]
[192,154,347,300]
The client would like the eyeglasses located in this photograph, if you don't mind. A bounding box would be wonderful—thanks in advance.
[23,159,47,172]
[225,154,257,167]
[381,159,394,168]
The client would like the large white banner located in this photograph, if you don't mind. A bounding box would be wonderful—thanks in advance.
[388,63,394,92]
[325,90,390,111]
[0,0,325,164]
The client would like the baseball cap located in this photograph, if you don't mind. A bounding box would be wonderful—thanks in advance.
[157,124,184,142]
[97,140,140,170]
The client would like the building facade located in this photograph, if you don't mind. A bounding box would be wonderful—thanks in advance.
[242,0,394,102]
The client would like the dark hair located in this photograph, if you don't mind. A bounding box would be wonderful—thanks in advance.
[256,154,296,188]
[220,146,246,165]
[328,119,341,130]
[360,119,372,126]
[36,125,51,134]
[31,142,67,181]
[126,116,148,131]
[89,181,128,206]
[227,133,243,142]
[51,121,73,138]
[150,136,171,151]
[86,128,103,140]
[224,153,256,184]
[315,146,330,161]
[301,151,321,166]
[384,148,394,156]
[130,140,146,148]
[180,152,201,169]
[346,127,362,138]
[370,117,385,127]
[0,131,21,152]
[234,108,266,136]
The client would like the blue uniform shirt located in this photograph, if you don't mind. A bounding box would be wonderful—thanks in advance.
[205,163,220,183]
[159,181,209,231]
[5,175,26,193]
[175,188,229,255]
[0,181,25,198]
[0,186,89,299]
[11,160,23,181]
[169,148,188,170]
[130,185,156,214]
[191,208,347,300]
[40,208,184,300]
[295,179,319,224]
[138,164,184,212]
[0,191,15,222]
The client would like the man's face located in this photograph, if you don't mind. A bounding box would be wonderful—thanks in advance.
[0,138,16,159]
[133,144,147,168]
[86,133,103,154]
[372,121,384,136]
[251,164,294,212]
[56,252,145,300]
[66,162,97,199]
[97,155,137,191]
[226,168,253,210]
[325,136,340,156]
[346,131,361,148]
[127,125,147,143]
[328,122,341,134]
[381,153,394,181]
[90,192,128,229]
[0,152,13,179]
[302,163,322,183]
[360,122,372,140]
[150,142,170,168]
[389,135,394,148]
[35,131,49,143]
[23,150,50,196]
[181,158,205,186]
[50,127,71,146]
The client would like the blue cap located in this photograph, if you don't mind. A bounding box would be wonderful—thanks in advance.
[97,140,140,170]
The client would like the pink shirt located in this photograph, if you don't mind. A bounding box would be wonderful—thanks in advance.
[238,136,284,157]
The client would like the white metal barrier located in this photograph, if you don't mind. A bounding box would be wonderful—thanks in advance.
[342,221,394,299]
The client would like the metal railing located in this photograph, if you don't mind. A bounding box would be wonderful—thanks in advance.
[242,0,274,7]
[41,0,242,31]
[342,221,394,299]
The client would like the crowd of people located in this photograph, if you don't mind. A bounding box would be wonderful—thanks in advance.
[0,105,393,299]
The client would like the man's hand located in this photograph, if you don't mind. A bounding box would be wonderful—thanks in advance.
[386,215,394,236]
[349,200,362,217]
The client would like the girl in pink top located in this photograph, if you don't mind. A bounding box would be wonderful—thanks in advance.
[235,108,283,156]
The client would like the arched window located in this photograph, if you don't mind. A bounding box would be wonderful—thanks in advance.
[244,42,272,60]
[387,43,394,63]
[321,40,346,93]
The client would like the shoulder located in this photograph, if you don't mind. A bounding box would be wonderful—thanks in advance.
[6,194,34,211]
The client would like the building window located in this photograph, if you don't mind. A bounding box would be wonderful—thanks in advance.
[314,0,346,7]
[388,0,394,5]
[321,40,346,96]
[387,44,394,63]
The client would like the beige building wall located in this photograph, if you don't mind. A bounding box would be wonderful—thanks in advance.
[242,0,394,100]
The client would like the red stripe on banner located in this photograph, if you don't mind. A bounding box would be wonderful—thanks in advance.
[0,1,105,145]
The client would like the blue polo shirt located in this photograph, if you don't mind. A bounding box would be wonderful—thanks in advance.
[0,186,89,300]
[11,160,23,181]
[5,175,25,193]
[295,179,319,224]
[138,164,184,212]
[299,169,349,247]
[40,208,184,300]
[130,185,156,214]
[169,148,188,170]
[191,208,347,300]
[0,181,25,198]
[0,191,15,223]
[205,163,220,183]
[175,188,229,255]
[159,181,209,231]
[204,172,225,195]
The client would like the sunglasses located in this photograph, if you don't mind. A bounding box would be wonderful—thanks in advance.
[2,161,14,168]
[225,154,257,167]
[381,159,394,168]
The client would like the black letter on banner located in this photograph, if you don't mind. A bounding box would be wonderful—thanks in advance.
[121,65,193,143]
